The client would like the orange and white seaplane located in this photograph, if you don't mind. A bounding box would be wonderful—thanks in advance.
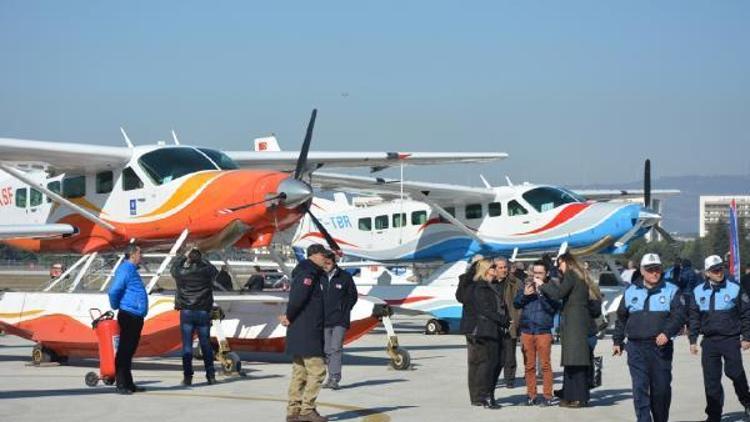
[0,110,507,370]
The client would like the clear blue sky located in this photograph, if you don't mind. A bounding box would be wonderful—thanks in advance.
[1,1,748,186]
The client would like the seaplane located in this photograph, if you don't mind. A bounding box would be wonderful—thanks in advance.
[289,160,679,333]
[0,109,507,369]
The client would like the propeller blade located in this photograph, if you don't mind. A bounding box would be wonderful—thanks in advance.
[653,224,676,244]
[306,209,341,253]
[644,158,651,209]
[293,109,318,180]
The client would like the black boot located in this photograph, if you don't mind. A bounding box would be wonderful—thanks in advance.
[181,376,192,386]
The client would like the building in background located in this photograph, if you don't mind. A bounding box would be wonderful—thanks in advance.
[699,196,750,237]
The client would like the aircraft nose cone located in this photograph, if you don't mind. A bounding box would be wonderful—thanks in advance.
[638,208,662,227]
[278,178,313,209]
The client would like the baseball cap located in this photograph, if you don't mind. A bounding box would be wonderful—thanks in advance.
[704,255,724,272]
[640,253,662,269]
[306,243,327,258]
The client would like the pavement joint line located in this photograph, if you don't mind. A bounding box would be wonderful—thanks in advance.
[148,391,391,422]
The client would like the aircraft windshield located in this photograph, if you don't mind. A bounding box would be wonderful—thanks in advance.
[199,148,239,170]
[522,187,584,213]
[139,147,218,185]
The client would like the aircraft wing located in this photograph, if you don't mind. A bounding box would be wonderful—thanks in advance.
[0,138,132,172]
[312,172,496,203]
[576,189,681,201]
[225,151,508,172]
[0,224,76,240]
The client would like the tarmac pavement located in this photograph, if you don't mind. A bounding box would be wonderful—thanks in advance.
[1,315,748,421]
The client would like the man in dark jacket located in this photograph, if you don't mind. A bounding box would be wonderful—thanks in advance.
[688,255,750,422]
[613,253,686,422]
[492,257,521,390]
[171,247,219,386]
[283,244,329,422]
[320,251,358,390]
[514,260,561,406]
[108,244,148,395]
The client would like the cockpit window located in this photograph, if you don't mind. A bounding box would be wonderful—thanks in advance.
[522,187,583,213]
[198,148,239,170]
[138,148,217,185]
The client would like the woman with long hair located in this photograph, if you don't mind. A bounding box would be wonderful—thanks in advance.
[471,259,508,409]
[537,252,600,407]
[456,254,484,405]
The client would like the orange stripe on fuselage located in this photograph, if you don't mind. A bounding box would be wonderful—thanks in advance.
[139,171,222,218]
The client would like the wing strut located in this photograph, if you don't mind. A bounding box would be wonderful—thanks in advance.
[0,163,118,233]
[410,191,484,245]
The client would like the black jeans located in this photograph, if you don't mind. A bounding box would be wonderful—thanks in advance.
[473,337,500,402]
[466,335,484,403]
[115,310,144,389]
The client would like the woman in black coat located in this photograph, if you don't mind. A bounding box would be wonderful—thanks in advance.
[538,252,602,408]
[470,259,509,409]
[456,255,483,404]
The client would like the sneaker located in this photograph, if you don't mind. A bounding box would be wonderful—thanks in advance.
[526,397,536,406]
[539,398,554,407]
[286,414,300,422]
[328,380,340,390]
[181,376,192,386]
[321,379,332,389]
[298,409,328,422]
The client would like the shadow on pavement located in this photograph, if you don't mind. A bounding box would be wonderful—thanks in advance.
[338,378,407,390]
[326,405,417,421]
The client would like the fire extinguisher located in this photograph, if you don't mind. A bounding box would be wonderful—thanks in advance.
[85,308,119,387]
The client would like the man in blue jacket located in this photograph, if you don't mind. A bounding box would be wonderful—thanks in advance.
[282,244,329,422]
[613,253,686,422]
[321,250,358,390]
[688,255,750,422]
[514,259,561,407]
[108,244,148,395]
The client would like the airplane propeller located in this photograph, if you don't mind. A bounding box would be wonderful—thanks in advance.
[642,159,675,244]
[218,109,340,253]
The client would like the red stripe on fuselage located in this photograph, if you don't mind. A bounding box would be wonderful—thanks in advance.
[514,203,591,235]
[299,232,359,248]
[384,296,434,306]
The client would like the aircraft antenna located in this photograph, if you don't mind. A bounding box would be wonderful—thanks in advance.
[505,176,513,187]
[171,130,181,145]
[120,127,134,148]
[479,175,492,188]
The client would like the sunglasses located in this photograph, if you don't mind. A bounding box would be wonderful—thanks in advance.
[644,267,663,274]
[708,268,724,274]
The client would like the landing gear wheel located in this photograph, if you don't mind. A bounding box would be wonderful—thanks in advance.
[425,319,442,335]
[222,352,241,375]
[31,345,54,365]
[102,378,115,386]
[84,371,99,387]
[389,348,411,370]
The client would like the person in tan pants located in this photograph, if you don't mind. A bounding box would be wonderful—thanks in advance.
[514,260,561,406]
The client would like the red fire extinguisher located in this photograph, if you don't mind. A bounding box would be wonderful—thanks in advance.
[85,308,120,387]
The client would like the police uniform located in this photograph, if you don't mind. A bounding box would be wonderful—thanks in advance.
[688,256,750,422]
[285,258,327,421]
[613,254,686,422]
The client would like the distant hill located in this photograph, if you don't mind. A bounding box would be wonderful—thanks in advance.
[574,175,750,234]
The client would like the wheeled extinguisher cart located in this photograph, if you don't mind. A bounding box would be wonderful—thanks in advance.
[85,308,119,387]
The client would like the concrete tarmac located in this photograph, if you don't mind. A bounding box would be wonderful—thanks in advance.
[1,315,748,422]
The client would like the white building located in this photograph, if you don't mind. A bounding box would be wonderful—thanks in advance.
[699,195,750,237]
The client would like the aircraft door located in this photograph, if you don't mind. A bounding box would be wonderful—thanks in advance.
[357,216,373,249]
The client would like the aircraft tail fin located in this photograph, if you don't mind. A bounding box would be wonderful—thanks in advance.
[254,136,281,152]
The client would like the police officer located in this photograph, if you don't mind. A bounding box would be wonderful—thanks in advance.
[613,253,686,422]
[320,250,358,390]
[282,244,329,422]
[688,255,750,422]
